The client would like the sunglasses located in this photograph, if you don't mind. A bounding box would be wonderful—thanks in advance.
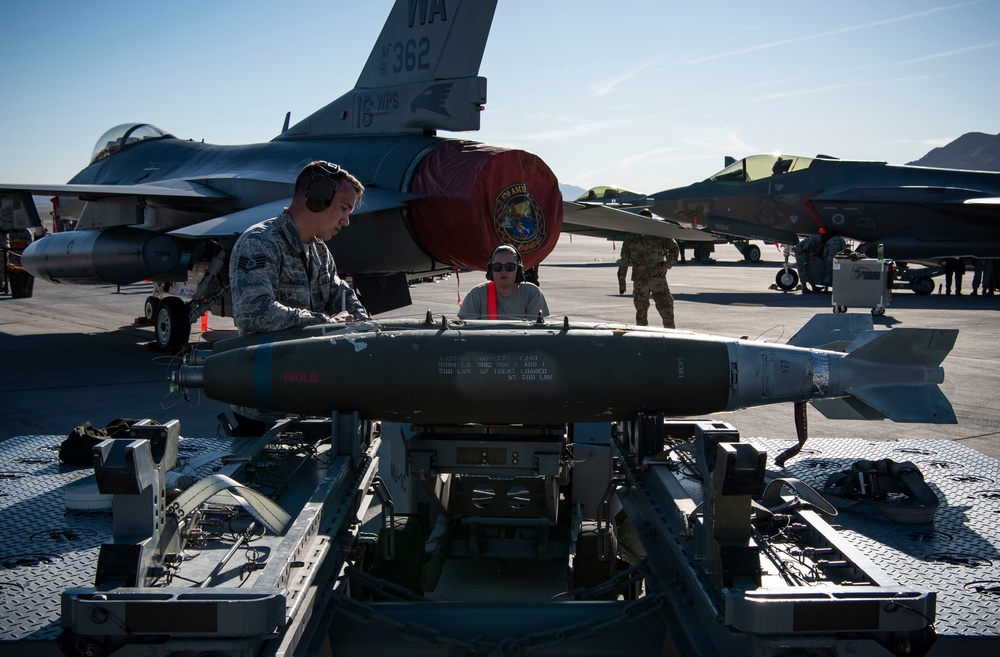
[490,262,518,272]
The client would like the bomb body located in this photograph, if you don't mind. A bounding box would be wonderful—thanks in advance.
[172,317,956,426]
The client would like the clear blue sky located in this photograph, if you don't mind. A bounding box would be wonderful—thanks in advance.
[1,0,997,195]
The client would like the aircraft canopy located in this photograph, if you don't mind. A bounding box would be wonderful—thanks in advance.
[90,123,173,164]
[708,154,816,184]
[575,186,643,202]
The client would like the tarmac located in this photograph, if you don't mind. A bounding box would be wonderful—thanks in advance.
[2,235,998,461]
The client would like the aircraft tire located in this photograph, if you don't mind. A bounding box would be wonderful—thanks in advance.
[155,297,191,349]
[775,269,799,291]
[911,275,934,295]
[694,244,713,260]
[144,296,160,322]
[745,244,762,263]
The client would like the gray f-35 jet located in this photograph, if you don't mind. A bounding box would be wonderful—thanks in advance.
[650,153,1000,291]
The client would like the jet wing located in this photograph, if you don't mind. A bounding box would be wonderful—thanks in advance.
[0,182,232,200]
[169,199,290,238]
[562,201,716,242]
[169,188,424,238]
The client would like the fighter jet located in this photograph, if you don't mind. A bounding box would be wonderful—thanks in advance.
[574,185,647,207]
[650,153,1000,291]
[573,186,760,262]
[1,0,707,349]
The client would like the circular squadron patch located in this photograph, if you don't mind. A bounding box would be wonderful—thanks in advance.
[493,183,547,253]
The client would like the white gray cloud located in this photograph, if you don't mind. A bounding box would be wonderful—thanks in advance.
[587,59,659,96]
[685,3,977,65]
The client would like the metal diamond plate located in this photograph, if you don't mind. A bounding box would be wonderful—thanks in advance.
[4,432,999,652]
[748,437,1000,640]
[0,433,243,645]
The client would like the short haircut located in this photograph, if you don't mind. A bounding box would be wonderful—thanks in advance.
[490,244,521,262]
[294,161,365,203]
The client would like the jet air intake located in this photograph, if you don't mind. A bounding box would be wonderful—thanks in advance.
[407,141,563,271]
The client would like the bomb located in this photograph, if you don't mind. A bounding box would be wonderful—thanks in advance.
[171,315,957,426]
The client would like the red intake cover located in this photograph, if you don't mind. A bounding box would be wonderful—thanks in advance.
[409,140,563,270]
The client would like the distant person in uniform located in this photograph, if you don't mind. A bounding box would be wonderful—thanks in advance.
[794,228,846,293]
[971,258,995,296]
[794,233,823,292]
[617,209,680,328]
[228,160,370,434]
[458,244,549,320]
[821,230,848,284]
[943,258,965,295]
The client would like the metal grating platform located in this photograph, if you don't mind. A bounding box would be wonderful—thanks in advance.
[747,436,1000,641]
[0,433,249,645]
[3,432,999,654]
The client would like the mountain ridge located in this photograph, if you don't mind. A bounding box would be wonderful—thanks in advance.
[907,131,1000,171]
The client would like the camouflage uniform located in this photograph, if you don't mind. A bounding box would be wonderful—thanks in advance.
[617,234,679,328]
[793,233,823,288]
[821,235,847,284]
[230,210,368,335]
[228,210,369,427]
[794,232,847,288]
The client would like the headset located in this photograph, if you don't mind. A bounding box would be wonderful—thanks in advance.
[486,244,525,283]
[304,161,343,213]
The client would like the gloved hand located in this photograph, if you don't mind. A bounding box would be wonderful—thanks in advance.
[619,287,626,295]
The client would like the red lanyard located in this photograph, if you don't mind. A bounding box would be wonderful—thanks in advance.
[487,281,498,320]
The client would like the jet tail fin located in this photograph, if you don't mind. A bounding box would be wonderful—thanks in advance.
[356,0,497,87]
[812,327,959,423]
[278,0,498,140]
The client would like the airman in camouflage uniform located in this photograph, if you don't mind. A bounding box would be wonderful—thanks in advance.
[617,214,680,328]
[794,229,848,292]
[230,210,368,334]
[227,161,368,433]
